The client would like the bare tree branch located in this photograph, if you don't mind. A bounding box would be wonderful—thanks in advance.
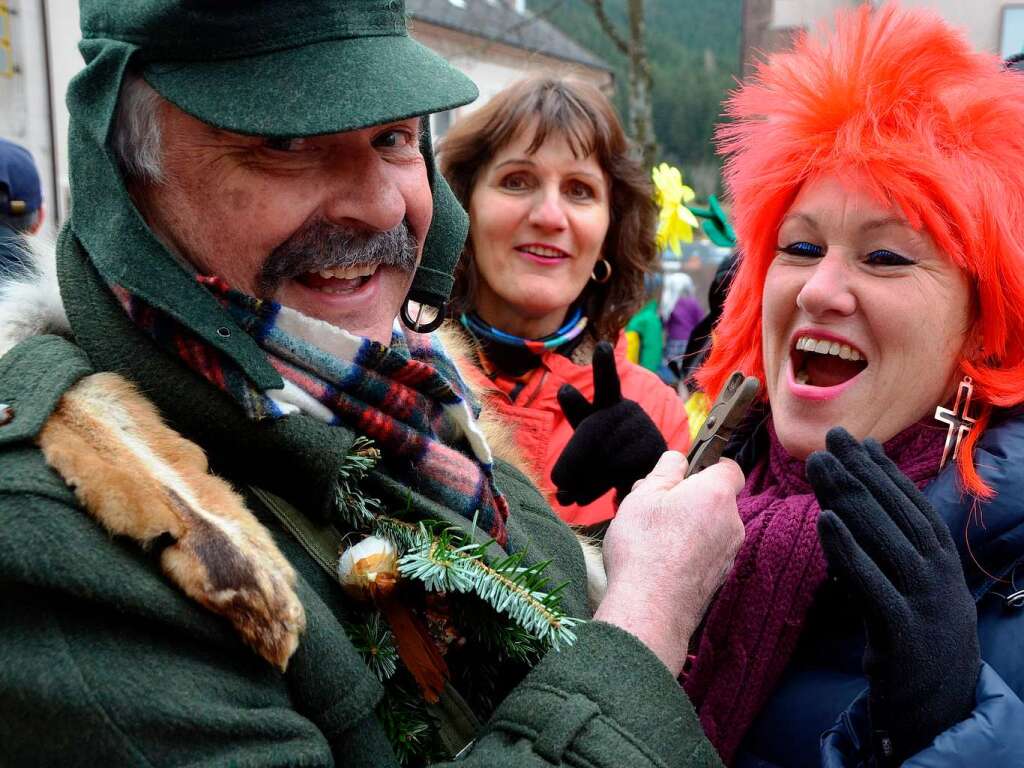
[584,0,630,56]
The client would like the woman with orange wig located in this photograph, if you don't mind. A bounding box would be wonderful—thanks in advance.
[684,4,1024,766]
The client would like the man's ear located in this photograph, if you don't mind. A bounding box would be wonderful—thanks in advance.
[29,205,45,235]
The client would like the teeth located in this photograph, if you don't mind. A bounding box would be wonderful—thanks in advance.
[796,369,809,385]
[521,246,566,259]
[316,264,378,281]
[795,335,864,362]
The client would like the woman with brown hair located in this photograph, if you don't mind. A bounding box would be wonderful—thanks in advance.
[438,77,688,527]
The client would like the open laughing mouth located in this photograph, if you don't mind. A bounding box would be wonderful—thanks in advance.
[790,333,868,389]
[295,264,380,294]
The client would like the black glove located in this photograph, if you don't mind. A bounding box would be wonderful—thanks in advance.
[807,428,980,765]
[552,341,668,506]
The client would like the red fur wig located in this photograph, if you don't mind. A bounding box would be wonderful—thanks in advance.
[697,3,1024,496]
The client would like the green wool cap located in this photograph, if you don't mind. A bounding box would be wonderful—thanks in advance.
[69,0,477,363]
[81,0,477,137]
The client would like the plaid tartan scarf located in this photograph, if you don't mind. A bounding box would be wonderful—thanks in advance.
[109,276,510,547]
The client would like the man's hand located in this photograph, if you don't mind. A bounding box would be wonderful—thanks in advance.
[552,341,668,506]
[594,451,745,676]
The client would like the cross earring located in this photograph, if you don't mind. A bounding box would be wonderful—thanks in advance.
[934,375,976,470]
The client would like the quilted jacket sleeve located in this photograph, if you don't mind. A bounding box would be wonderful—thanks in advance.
[821,662,1024,768]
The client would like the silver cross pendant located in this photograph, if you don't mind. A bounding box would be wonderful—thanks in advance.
[934,376,976,470]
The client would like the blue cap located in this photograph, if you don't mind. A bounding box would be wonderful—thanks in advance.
[0,138,42,216]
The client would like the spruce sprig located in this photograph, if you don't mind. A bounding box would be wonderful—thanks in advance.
[398,524,580,650]
[332,437,581,764]
[371,515,423,552]
[377,683,444,766]
[333,436,383,528]
[346,611,399,682]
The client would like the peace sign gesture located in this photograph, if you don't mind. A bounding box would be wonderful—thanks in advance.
[552,342,669,507]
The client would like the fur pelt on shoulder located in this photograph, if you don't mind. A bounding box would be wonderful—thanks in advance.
[39,371,306,669]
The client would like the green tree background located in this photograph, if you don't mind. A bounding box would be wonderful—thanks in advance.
[543,0,743,197]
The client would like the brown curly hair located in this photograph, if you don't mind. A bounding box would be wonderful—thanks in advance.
[437,77,657,342]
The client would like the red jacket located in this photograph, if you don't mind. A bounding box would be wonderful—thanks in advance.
[480,337,689,526]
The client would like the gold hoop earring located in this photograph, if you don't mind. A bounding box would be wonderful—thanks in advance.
[590,259,612,284]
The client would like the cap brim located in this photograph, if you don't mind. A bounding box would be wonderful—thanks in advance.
[142,34,478,137]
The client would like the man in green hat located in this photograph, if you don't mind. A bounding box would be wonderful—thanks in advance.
[0,2,746,765]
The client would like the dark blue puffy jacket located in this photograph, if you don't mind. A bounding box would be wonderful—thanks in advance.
[735,407,1024,768]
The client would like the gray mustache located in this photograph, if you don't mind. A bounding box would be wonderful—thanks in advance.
[256,219,417,295]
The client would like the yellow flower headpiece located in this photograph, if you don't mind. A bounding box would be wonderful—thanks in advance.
[652,162,700,255]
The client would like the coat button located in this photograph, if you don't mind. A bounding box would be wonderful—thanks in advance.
[0,403,13,426]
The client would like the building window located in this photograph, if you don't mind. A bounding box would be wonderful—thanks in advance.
[1001,6,1024,59]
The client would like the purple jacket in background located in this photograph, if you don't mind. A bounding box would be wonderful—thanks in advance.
[666,296,704,343]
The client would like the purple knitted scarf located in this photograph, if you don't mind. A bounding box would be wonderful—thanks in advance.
[683,419,946,764]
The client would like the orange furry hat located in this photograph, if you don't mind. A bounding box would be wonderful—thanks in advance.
[697,3,1024,496]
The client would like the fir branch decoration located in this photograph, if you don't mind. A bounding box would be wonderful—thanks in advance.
[399,525,580,650]
[330,437,582,764]
[347,611,399,682]
[377,683,445,766]
[333,436,383,528]
[371,515,423,552]
[453,599,542,667]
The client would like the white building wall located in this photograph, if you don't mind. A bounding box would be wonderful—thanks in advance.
[0,0,80,235]
[2,0,54,234]
[44,0,81,224]
[411,21,612,133]
[772,0,1010,54]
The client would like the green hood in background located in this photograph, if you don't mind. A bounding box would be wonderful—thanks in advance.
[65,0,478,386]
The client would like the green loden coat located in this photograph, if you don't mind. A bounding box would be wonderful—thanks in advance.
[0,235,723,768]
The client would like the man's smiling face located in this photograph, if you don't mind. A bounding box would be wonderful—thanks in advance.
[131,101,433,344]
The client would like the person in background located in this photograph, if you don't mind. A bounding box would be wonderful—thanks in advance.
[0,138,44,277]
[439,77,688,528]
[687,5,1024,765]
[623,277,664,372]
[660,270,702,386]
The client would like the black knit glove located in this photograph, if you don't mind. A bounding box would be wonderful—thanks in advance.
[552,341,668,506]
[807,428,980,765]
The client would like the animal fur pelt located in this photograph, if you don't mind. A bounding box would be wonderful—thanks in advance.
[38,372,306,670]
